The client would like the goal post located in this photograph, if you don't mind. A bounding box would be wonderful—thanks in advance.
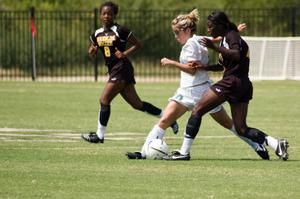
[243,37,300,80]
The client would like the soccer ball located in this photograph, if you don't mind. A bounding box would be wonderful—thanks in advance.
[145,138,168,160]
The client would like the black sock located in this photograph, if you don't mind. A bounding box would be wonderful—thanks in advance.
[185,115,202,139]
[244,127,267,144]
[100,104,110,126]
[139,101,162,116]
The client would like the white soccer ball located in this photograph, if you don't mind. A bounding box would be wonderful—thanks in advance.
[145,138,168,160]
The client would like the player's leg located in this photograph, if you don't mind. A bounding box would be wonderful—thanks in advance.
[82,82,125,143]
[171,89,225,160]
[231,103,288,160]
[127,101,187,159]
[210,106,269,160]
[120,83,178,133]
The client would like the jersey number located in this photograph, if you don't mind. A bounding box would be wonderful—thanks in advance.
[104,46,111,57]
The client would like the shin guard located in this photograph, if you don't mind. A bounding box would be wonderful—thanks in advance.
[185,115,202,139]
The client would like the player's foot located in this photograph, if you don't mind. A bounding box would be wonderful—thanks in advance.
[170,121,179,134]
[275,139,289,161]
[126,152,145,159]
[255,144,270,160]
[81,132,104,143]
[163,150,190,161]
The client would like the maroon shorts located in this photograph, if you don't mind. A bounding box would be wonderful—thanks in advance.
[211,75,253,104]
[108,58,136,84]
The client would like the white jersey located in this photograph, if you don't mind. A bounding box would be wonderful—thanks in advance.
[179,34,209,88]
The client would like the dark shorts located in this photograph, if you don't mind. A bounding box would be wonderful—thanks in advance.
[211,75,253,104]
[107,58,136,84]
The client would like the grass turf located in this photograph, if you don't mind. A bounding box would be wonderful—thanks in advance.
[0,81,299,199]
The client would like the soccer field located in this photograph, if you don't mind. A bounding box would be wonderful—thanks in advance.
[0,81,299,199]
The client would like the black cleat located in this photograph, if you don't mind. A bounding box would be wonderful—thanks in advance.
[255,144,270,160]
[163,150,190,161]
[275,139,289,161]
[81,132,104,143]
[170,121,179,134]
[126,152,145,159]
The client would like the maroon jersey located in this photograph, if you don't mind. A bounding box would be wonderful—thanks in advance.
[218,30,250,78]
[90,23,132,69]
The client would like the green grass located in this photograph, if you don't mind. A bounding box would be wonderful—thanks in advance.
[0,81,300,199]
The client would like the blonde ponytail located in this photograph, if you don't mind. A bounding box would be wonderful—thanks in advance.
[172,9,199,33]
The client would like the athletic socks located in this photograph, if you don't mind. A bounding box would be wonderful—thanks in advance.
[141,124,165,156]
[265,136,278,151]
[230,126,259,150]
[96,125,106,140]
[96,104,110,139]
[140,101,162,117]
[179,134,194,155]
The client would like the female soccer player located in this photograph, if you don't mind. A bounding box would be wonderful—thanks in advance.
[169,11,289,160]
[126,9,269,160]
[82,1,178,143]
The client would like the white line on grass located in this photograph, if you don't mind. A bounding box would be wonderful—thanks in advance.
[0,128,236,143]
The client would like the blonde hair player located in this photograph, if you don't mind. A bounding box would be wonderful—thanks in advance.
[126,9,269,160]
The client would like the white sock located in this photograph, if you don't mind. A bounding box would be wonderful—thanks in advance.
[265,136,278,151]
[179,134,194,155]
[230,126,259,150]
[141,124,165,156]
[96,125,106,140]
[96,110,106,139]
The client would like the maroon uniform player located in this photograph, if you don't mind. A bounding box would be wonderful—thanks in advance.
[82,1,178,143]
[168,11,289,161]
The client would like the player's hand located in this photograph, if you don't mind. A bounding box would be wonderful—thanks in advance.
[115,48,126,59]
[188,61,205,69]
[237,23,247,32]
[88,45,98,58]
[200,37,215,49]
[161,57,173,66]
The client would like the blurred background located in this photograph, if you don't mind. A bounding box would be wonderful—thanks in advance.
[0,0,299,81]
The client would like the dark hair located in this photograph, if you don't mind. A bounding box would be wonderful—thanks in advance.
[208,11,238,32]
[100,1,119,15]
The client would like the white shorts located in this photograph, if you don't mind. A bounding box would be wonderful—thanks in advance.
[168,81,222,113]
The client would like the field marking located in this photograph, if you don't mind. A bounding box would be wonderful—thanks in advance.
[0,128,236,143]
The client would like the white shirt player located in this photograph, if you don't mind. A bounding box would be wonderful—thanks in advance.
[179,34,209,88]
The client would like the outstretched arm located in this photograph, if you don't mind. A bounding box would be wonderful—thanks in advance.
[161,57,197,75]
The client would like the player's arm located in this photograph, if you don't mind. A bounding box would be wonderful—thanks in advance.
[210,23,247,43]
[88,44,98,58]
[88,34,98,58]
[200,37,240,61]
[115,34,142,59]
[161,57,196,75]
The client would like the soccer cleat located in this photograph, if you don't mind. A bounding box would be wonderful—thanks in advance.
[275,139,289,161]
[170,121,179,134]
[255,144,270,160]
[163,150,190,161]
[81,132,104,143]
[126,152,145,159]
